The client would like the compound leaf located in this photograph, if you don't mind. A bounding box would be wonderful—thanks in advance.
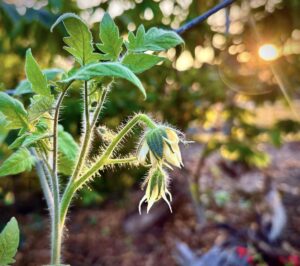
[51,13,100,65]
[126,25,184,52]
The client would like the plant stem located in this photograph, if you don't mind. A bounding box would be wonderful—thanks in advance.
[91,84,110,128]
[60,114,156,225]
[51,83,72,265]
[71,83,109,182]
[50,82,109,264]
[105,157,138,165]
[84,81,90,128]
[31,148,54,211]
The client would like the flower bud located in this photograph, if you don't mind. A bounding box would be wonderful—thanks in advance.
[137,126,183,168]
[139,166,172,214]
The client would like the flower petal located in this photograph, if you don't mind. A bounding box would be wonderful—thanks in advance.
[139,194,147,215]
[138,141,149,164]
[162,193,172,213]
[164,143,181,168]
[166,128,180,143]
[166,189,173,202]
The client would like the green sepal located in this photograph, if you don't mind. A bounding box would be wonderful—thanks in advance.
[149,168,164,199]
[146,127,167,160]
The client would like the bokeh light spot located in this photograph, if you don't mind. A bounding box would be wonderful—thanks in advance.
[258,44,279,61]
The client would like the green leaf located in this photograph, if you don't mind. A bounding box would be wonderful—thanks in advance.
[0,217,19,266]
[0,113,10,143]
[0,92,28,129]
[28,95,55,121]
[9,132,49,149]
[15,68,64,95]
[25,49,50,96]
[122,53,165,73]
[8,135,27,150]
[0,148,35,177]
[126,25,184,52]
[51,13,100,65]
[58,125,79,176]
[61,62,146,99]
[96,13,123,61]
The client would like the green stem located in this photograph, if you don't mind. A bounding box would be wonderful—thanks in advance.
[84,81,90,128]
[105,157,138,165]
[71,84,109,182]
[51,82,72,265]
[31,148,54,211]
[91,84,110,129]
[60,114,156,225]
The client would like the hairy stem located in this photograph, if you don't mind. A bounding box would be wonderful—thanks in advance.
[84,81,90,129]
[91,84,110,128]
[71,84,109,182]
[51,82,109,264]
[105,157,138,165]
[60,114,156,225]
[31,148,54,212]
[51,83,72,264]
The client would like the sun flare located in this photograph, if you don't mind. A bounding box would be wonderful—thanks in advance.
[258,44,279,61]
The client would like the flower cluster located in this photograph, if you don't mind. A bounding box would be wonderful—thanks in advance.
[137,126,184,213]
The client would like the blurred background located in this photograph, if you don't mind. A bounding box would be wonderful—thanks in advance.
[1,0,300,265]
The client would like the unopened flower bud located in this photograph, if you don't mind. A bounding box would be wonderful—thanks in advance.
[139,166,172,214]
[137,126,183,168]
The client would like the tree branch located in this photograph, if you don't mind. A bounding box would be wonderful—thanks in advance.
[175,0,235,35]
